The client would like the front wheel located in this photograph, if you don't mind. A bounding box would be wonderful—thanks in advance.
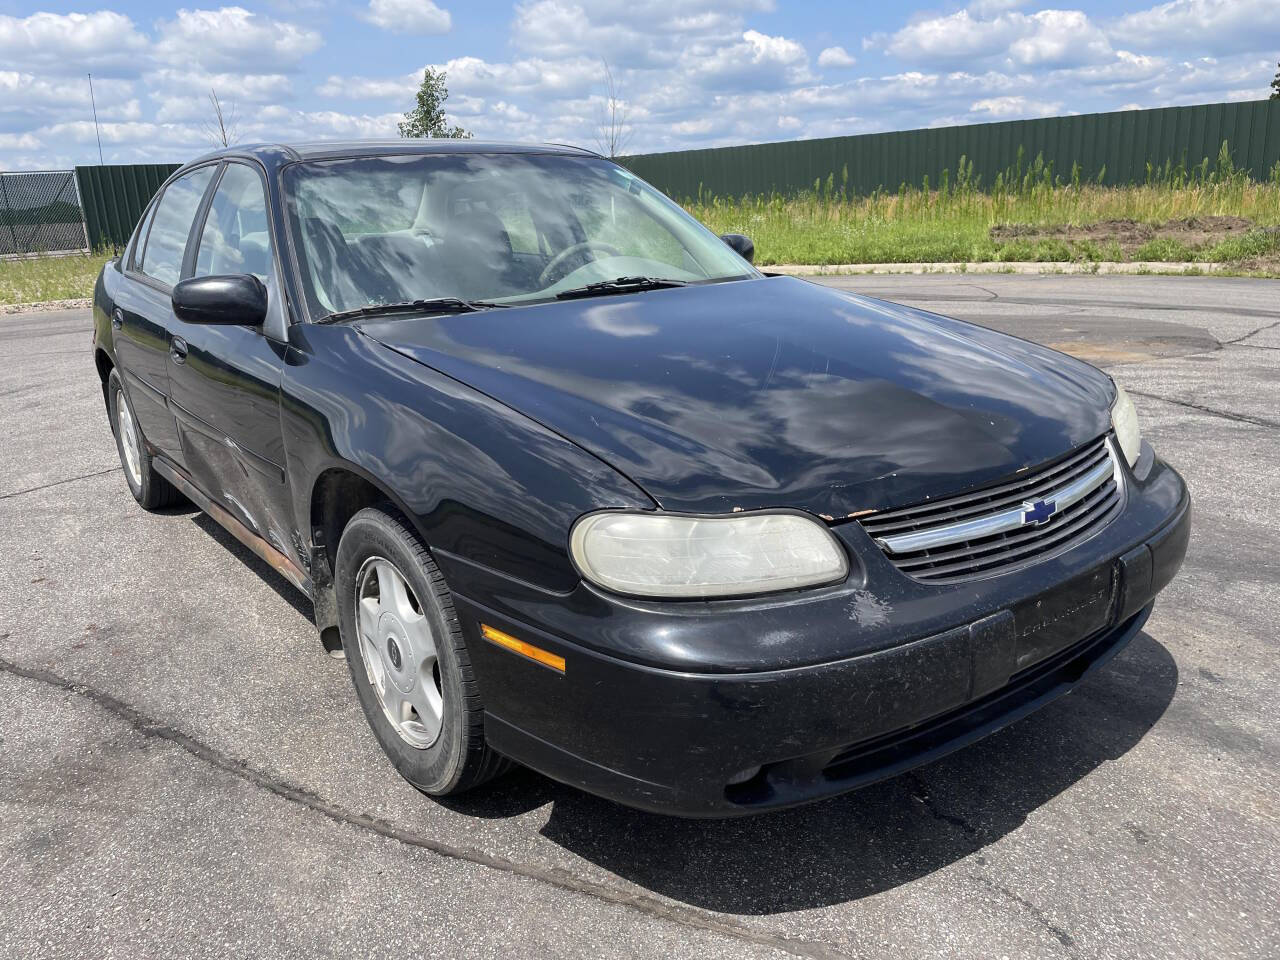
[334,505,509,796]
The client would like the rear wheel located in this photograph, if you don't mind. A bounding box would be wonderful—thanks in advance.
[107,369,183,510]
[335,505,509,795]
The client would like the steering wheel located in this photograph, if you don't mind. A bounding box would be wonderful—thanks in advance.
[537,241,622,287]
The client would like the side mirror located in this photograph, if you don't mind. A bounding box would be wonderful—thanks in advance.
[172,274,268,326]
[720,233,755,264]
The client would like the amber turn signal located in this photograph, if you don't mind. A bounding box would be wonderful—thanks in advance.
[480,624,566,673]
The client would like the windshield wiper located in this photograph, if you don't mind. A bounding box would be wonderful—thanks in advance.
[555,276,688,301]
[316,298,507,324]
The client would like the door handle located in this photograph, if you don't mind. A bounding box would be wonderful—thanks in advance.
[111,308,123,330]
[170,337,188,364]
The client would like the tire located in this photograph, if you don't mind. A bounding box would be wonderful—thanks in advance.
[335,504,509,796]
[107,369,184,510]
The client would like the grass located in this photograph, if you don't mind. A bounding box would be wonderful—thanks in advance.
[683,147,1280,268]
[0,250,112,306]
[686,181,1280,266]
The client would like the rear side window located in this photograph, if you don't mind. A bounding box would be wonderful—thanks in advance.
[127,199,159,271]
[139,166,216,286]
[194,163,273,282]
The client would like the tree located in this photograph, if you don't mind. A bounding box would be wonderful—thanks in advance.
[201,89,237,147]
[1272,62,1280,99]
[398,68,471,139]
[593,60,632,158]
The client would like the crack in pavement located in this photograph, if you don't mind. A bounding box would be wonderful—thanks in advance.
[1127,390,1280,431]
[0,655,851,960]
[0,467,119,501]
[968,873,1075,951]
[905,773,981,840]
[1222,318,1280,345]
[896,775,1073,952]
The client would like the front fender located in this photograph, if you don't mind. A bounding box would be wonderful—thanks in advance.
[92,263,120,403]
[280,323,655,595]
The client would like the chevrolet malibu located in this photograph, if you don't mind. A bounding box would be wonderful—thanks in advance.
[91,141,1190,816]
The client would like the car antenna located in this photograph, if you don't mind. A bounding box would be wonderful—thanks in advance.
[88,73,105,166]
[87,73,119,258]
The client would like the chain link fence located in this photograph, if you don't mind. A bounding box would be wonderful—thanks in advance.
[0,170,90,258]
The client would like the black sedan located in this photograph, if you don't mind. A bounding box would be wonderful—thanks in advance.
[91,140,1190,816]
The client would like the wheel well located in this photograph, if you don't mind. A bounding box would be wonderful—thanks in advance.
[94,349,114,406]
[308,468,395,655]
[310,468,391,574]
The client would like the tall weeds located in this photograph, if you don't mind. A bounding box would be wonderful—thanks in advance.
[682,142,1280,265]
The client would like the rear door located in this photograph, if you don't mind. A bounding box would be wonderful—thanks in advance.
[115,164,218,461]
[166,161,294,556]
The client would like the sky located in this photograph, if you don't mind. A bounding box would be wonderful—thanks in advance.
[1,0,1278,170]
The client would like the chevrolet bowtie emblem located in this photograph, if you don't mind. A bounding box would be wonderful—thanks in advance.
[1021,498,1058,525]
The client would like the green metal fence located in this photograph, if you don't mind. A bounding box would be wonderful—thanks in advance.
[622,99,1280,201]
[75,163,180,249]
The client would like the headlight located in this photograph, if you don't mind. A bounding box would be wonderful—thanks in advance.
[569,511,848,599]
[1111,383,1142,467]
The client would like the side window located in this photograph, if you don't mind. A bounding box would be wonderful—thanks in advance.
[139,166,216,286]
[194,164,273,282]
[128,198,159,271]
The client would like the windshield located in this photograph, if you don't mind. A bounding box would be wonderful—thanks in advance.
[281,152,757,319]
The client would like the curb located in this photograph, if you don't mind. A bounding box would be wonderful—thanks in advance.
[1,298,93,315]
[767,261,1233,277]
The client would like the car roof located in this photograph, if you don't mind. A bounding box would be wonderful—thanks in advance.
[182,139,602,173]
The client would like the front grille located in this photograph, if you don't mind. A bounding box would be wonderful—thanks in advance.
[857,436,1123,584]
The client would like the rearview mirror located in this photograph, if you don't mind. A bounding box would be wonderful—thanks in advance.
[172,274,268,326]
[720,233,755,264]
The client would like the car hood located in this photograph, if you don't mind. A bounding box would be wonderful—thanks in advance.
[358,276,1114,517]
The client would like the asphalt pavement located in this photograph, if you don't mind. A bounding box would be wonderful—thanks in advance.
[1,274,1276,959]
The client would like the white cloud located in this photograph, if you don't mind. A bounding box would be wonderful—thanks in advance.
[511,0,776,68]
[889,9,1112,68]
[888,10,1022,62]
[3,1,1278,170]
[682,30,812,91]
[363,0,452,35]
[251,108,402,140]
[149,69,293,103]
[1010,11,1112,67]
[0,72,124,112]
[320,56,602,102]
[1060,50,1167,88]
[969,95,1064,118]
[0,11,148,75]
[967,0,1028,13]
[154,7,322,72]
[0,132,42,150]
[317,72,415,100]
[1111,0,1280,56]
[1142,54,1276,105]
[817,46,856,68]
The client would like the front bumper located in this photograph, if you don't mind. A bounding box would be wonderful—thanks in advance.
[447,451,1190,817]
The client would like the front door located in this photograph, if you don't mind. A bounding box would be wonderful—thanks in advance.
[165,162,294,557]
[116,164,217,461]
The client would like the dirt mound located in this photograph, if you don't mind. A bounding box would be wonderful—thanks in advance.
[990,216,1255,251]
